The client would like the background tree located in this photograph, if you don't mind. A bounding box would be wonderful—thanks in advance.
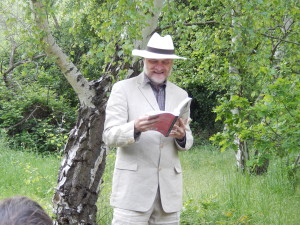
[204,0,300,174]
[157,0,299,174]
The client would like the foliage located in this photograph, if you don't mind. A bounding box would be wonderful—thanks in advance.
[158,0,300,173]
[187,83,223,139]
[0,0,168,152]
[52,0,158,81]
[0,0,78,152]
[0,78,76,152]
[207,0,300,172]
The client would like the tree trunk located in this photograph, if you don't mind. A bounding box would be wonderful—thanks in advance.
[30,1,110,224]
[229,2,248,172]
[234,137,249,172]
[250,150,269,175]
[52,77,111,225]
[53,107,106,224]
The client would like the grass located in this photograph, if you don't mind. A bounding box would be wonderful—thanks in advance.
[0,137,299,225]
[180,145,300,225]
[0,137,60,217]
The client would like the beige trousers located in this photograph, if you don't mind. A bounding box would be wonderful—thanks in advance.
[111,188,180,225]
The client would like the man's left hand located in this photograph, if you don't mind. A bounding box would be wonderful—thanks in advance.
[169,118,186,140]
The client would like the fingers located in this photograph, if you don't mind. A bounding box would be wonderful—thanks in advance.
[178,118,188,126]
[170,122,186,139]
[134,115,159,132]
[135,116,187,138]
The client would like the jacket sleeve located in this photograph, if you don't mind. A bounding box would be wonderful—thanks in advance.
[103,82,136,148]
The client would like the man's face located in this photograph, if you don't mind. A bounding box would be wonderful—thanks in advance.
[144,58,173,85]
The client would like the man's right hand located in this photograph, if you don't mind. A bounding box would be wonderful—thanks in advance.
[134,115,159,133]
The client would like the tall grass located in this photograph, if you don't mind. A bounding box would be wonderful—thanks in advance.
[180,145,300,225]
[1,136,299,224]
[0,136,60,217]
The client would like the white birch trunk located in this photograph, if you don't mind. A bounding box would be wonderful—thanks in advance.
[133,0,164,49]
[127,0,164,78]
[229,3,248,171]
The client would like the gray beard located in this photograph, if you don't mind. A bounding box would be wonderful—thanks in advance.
[143,66,172,84]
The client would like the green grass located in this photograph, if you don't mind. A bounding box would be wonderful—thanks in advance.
[0,138,60,217]
[1,137,299,225]
[180,146,300,225]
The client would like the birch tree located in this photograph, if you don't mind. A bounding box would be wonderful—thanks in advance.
[209,0,300,174]
[158,0,299,175]
[30,0,164,224]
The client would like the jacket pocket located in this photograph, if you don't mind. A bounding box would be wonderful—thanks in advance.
[174,165,182,174]
[115,160,138,171]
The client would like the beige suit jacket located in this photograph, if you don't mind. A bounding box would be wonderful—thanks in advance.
[103,72,193,213]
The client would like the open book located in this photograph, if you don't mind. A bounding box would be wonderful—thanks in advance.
[148,97,192,137]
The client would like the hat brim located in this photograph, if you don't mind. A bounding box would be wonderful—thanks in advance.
[132,50,186,59]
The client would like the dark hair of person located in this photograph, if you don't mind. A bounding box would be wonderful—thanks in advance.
[0,196,53,225]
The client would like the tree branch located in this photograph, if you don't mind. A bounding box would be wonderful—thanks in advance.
[2,54,46,76]
[156,20,218,33]
[295,153,300,168]
[9,38,16,67]
[51,13,60,30]
[5,105,41,130]
[31,0,94,107]
[128,0,165,78]
[184,21,218,26]
[261,33,300,46]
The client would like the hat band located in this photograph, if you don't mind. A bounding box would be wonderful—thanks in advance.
[147,46,175,55]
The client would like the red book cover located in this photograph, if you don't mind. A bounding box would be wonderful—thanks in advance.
[149,113,178,136]
[148,97,192,137]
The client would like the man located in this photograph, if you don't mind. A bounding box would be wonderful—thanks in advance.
[103,33,193,225]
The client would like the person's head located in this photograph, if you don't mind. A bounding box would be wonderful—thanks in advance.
[143,58,173,84]
[132,33,185,85]
[0,196,53,225]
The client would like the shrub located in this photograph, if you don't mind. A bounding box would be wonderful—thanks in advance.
[0,83,76,152]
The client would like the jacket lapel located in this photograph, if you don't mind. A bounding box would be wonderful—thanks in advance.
[137,73,160,111]
[165,80,176,112]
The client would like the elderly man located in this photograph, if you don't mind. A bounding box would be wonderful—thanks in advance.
[103,33,193,225]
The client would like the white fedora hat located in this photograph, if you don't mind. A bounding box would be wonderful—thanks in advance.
[132,33,186,59]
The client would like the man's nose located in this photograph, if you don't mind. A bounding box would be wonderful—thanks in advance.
[154,63,164,70]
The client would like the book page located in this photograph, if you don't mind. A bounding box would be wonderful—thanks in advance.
[173,97,192,120]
